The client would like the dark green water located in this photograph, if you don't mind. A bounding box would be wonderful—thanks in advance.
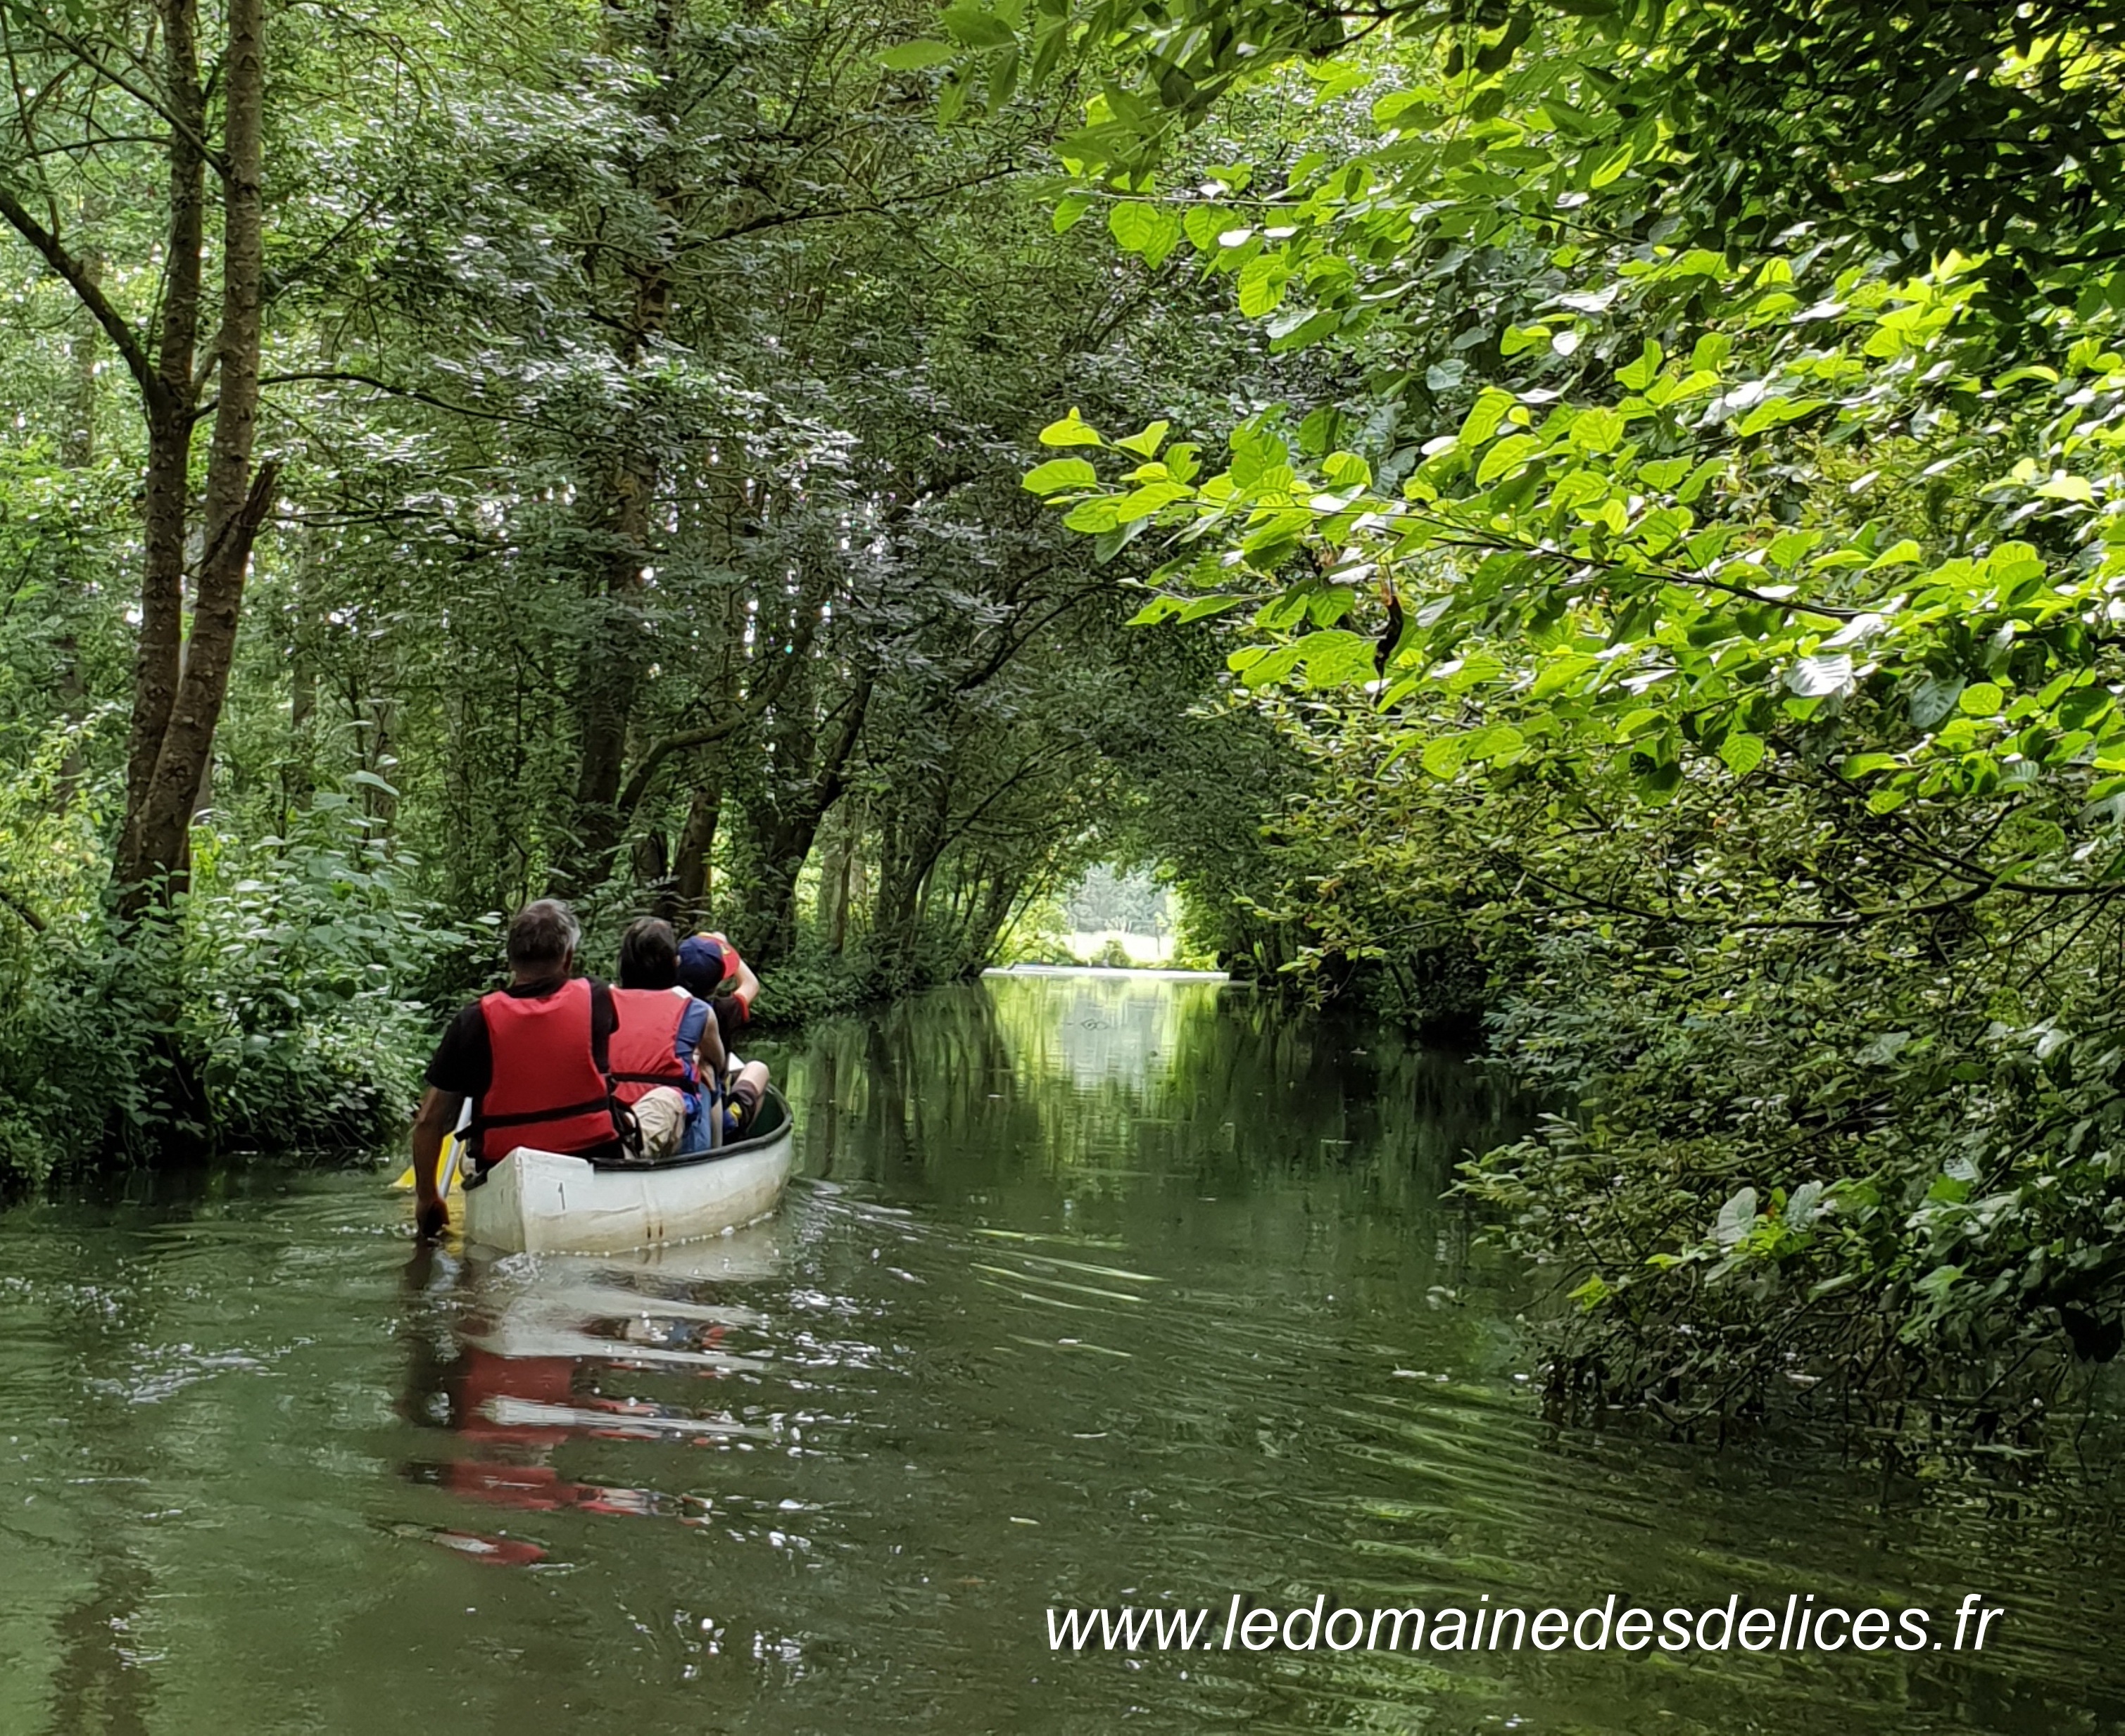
[2,971,2123,1735]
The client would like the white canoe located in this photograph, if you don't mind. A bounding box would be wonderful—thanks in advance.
[460,1087,795,1255]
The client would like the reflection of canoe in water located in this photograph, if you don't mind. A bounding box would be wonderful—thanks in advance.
[462,1088,795,1255]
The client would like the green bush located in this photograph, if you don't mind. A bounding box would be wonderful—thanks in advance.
[1459,915,2125,1438]
[174,795,482,1147]
[747,946,874,1029]
[0,767,485,1185]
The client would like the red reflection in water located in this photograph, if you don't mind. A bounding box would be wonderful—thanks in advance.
[397,1255,745,1561]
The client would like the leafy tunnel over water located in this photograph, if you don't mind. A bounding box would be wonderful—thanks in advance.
[2,972,2124,1735]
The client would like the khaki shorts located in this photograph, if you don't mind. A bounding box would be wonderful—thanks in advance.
[629,1086,690,1160]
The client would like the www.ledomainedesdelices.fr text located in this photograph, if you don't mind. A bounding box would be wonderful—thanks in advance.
[1046,1593,2007,1656]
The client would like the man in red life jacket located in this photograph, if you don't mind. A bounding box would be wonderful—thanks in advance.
[409,899,627,1239]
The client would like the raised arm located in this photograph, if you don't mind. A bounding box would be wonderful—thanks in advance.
[715,939,761,1011]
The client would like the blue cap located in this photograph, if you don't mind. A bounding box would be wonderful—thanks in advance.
[677,935,728,998]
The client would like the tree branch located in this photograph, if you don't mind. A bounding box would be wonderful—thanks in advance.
[254,369,573,433]
[0,184,158,403]
[0,880,46,934]
[613,604,822,817]
[18,19,225,170]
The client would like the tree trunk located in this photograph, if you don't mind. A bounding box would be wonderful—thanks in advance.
[56,241,101,794]
[115,0,208,890]
[872,773,950,988]
[746,813,822,968]
[818,803,857,954]
[669,772,724,923]
[119,0,275,906]
[740,673,874,968]
[62,243,99,467]
[973,869,1023,967]
[557,441,657,889]
[286,552,320,820]
[358,689,398,828]
[553,0,681,894]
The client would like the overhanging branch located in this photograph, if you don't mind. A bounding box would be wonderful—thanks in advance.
[0,185,158,403]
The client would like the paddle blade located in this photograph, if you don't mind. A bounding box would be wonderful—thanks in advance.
[391,1135,462,1196]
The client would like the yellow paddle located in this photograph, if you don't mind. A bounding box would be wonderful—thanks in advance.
[391,1103,469,1196]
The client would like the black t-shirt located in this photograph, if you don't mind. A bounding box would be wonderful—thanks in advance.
[425,975,619,1101]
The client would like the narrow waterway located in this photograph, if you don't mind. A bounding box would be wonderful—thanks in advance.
[1,972,2121,1735]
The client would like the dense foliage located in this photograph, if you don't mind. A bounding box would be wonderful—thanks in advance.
[898,0,2125,1425]
[16,0,2125,1436]
[0,0,1277,1174]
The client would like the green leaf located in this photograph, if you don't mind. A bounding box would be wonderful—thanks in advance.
[1908,675,1965,729]
[1736,395,1824,436]
[1568,407,1624,454]
[1114,481,1190,521]
[1051,191,1093,233]
[1023,457,1097,496]
[1116,419,1171,458]
[1476,432,1543,485]
[940,6,1015,46]
[1421,733,1472,778]
[1459,388,1516,448]
[1675,458,1726,503]
[1293,630,1378,689]
[878,39,959,68]
[1183,205,1228,252]
[1634,759,1683,805]
[1128,594,1244,626]
[1237,253,1291,317]
[1958,682,2003,716]
[1039,410,1104,448]
[1108,201,1181,267]
[1237,644,1304,688]
[1321,450,1371,488]
[1718,732,1766,776]
[2036,474,2096,503]
[1588,141,1634,187]
[1715,1186,1759,1248]
[1616,340,1664,391]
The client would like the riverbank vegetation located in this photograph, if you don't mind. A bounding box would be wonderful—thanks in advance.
[10,0,2125,1436]
[937,0,2125,1430]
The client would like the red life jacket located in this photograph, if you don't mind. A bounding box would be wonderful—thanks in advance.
[474,977,620,1163]
[606,987,695,1107]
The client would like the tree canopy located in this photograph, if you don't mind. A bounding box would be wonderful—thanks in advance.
[0,0,1273,1165]
[906,0,2125,1422]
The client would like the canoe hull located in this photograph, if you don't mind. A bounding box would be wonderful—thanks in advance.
[460,1091,794,1255]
